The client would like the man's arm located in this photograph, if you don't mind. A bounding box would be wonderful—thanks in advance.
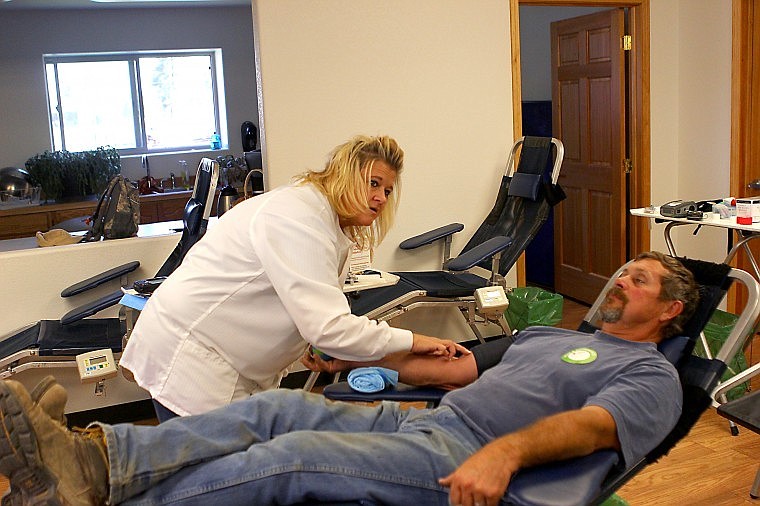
[439,405,620,506]
[301,349,478,390]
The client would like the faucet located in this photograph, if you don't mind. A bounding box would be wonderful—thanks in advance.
[141,155,150,179]
[170,172,176,189]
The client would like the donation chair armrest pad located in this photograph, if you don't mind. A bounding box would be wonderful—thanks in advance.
[399,223,464,250]
[60,290,123,325]
[322,381,447,404]
[448,236,513,272]
[506,450,619,506]
[60,261,140,298]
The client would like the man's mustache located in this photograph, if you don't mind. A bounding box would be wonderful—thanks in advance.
[605,287,628,304]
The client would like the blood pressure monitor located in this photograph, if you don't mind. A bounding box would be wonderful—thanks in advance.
[475,285,509,316]
[76,349,118,383]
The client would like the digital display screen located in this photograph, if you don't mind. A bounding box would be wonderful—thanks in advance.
[89,355,107,365]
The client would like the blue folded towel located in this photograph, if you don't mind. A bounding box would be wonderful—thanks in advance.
[347,367,399,393]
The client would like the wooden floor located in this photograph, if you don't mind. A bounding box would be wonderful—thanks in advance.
[0,298,757,504]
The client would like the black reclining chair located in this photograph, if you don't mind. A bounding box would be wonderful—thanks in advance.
[0,158,218,379]
[324,257,760,506]
[349,136,566,342]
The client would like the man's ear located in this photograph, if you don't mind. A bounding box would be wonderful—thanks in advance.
[659,299,684,323]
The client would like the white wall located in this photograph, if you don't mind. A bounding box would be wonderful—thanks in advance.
[0,6,258,181]
[253,0,514,278]
[649,0,731,263]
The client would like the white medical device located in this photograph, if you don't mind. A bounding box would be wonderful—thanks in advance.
[76,348,118,384]
[474,285,509,316]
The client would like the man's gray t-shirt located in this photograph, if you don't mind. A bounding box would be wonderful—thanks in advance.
[441,327,683,467]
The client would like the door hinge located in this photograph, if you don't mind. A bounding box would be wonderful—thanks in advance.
[623,158,633,174]
[622,35,632,51]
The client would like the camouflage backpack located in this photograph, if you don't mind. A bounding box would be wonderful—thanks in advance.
[83,175,140,241]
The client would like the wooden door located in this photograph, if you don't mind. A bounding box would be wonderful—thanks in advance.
[552,9,627,304]
[730,0,760,313]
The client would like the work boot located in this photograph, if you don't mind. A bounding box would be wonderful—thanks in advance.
[30,375,68,426]
[0,379,109,506]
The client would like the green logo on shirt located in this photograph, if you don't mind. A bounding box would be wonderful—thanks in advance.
[562,347,598,364]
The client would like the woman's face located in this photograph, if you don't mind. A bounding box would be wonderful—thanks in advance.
[340,160,396,228]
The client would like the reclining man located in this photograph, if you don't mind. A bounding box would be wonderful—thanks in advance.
[0,251,698,506]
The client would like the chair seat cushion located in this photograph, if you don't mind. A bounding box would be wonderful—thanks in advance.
[348,271,488,316]
[397,270,488,296]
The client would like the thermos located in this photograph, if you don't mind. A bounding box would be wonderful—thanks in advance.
[241,121,258,152]
[217,185,239,217]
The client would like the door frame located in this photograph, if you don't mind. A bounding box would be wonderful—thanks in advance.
[729,0,760,312]
[510,0,650,286]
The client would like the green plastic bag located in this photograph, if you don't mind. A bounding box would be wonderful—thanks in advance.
[693,309,749,400]
[504,287,563,331]
[600,494,629,506]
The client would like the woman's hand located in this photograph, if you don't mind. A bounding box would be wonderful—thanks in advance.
[300,348,353,374]
[411,334,470,359]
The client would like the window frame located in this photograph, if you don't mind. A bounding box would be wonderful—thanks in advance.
[43,48,225,155]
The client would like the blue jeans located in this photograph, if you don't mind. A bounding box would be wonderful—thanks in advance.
[99,389,484,505]
[151,399,179,423]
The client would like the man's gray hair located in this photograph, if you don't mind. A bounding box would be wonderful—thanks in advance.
[635,251,699,339]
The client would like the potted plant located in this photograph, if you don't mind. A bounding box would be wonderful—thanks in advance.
[25,146,121,202]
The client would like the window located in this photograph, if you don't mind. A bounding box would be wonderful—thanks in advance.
[44,49,225,154]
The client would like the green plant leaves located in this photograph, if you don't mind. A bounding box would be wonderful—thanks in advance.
[25,146,121,202]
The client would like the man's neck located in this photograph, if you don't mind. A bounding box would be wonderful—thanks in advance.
[599,322,663,344]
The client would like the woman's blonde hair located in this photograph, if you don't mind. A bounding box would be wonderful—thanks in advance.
[298,135,403,250]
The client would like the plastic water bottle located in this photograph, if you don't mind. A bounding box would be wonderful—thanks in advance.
[211,132,222,150]
[178,160,189,189]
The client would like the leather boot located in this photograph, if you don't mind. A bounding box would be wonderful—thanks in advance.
[29,375,68,426]
[0,379,109,506]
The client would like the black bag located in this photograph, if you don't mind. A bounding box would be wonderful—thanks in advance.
[83,175,140,241]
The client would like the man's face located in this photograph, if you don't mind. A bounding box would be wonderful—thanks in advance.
[599,258,674,328]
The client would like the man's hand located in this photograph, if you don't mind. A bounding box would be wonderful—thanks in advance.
[439,442,518,506]
[411,334,470,358]
[300,349,352,375]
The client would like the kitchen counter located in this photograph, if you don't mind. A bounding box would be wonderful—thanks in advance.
[0,191,194,240]
[0,219,185,253]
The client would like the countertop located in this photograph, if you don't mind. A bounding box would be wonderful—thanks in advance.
[0,219,185,253]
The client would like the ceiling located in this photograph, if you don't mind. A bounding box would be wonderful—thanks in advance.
[0,0,249,9]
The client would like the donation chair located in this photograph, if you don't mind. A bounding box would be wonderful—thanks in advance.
[351,136,565,343]
[323,257,760,506]
[0,158,219,381]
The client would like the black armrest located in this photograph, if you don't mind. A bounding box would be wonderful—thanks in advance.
[506,450,619,506]
[399,223,464,250]
[60,290,123,325]
[60,261,140,298]
[322,381,447,404]
[447,236,513,272]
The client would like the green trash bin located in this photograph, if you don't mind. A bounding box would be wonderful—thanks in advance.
[504,287,564,331]
[693,309,749,401]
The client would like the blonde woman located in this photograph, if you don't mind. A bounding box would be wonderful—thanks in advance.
[120,135,467,421]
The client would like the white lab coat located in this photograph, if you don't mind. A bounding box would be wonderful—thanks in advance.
[120,183,413,416]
